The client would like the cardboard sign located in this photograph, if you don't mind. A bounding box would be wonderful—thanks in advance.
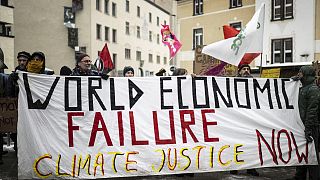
[0,97,18,133]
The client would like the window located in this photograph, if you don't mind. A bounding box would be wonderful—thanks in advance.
[149,31,152,42]
[272,0,293,21]
[112,2,117,17]
[0,0,8,6]
[137,6,140,17]
[137,26,140,38]
[163,57,167,65]
[193,28,203,49]
[136,51,141,61]
[230,0,242,8]
[157,55,160,64]
[113,53,117,71]
[148,54,153,63]
[96,24,101,39]
[230,22,242,31]
[194,0,203,15]
[105,26,109,41]
[125,48,131,59]
[271,38,292,64]
[164,20,167,25]
[112,29,117,43]
[0,23,12,37]
[125,22,130,35]
[96,0,100,11]
[126,0,130,12]
[149,12,152,23]
[157,34,160,44]
[104,0,109,14]
[157,17,159,26]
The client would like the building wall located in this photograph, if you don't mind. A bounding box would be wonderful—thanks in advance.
[14,0,75,73]
[89,0,172,76]
[256,0,315,66]
[14,0,174,76]
[177,0,255,72]
[0,2,14,73]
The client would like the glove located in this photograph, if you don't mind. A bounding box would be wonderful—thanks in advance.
[291,75,301,81]
[101,73,109,80]
[305,130,313,143]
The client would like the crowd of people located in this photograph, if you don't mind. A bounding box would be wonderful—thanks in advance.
[0,50,319,180]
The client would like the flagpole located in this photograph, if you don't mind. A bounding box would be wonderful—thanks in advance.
[259,53,263,77]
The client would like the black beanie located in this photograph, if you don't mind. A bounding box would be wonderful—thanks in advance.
[17,51,31,60]
[76,53,89,64]
[123,66,134,76]
[238,64,251,71]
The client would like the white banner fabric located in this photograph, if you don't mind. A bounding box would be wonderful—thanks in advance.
[17,73,318,179]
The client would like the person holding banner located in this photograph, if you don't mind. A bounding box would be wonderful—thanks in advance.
[0,71,9,165]
[292,66,320,180]
[123,66,134,77]
[5,51,31,157]
[72,53,109,80]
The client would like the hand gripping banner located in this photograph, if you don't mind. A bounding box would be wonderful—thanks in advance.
[17,73,318,179]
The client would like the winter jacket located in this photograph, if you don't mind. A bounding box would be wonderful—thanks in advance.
[298,66,320,130]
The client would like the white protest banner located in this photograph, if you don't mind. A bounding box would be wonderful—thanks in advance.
[17,73,318,179]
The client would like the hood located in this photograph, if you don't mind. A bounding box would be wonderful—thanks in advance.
[300,66,315,86]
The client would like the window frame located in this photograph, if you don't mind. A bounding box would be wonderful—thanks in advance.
[104,0,109,14]
[148,54,153,63]
[125,0,130,12]
[104,26,109,41]
[137,26,141,38]
[193,0,203,16]
[136,51,141,61]
[149,31,152,42]
[125,21,130,35]
[125,48,131,60]
[193,28,203,50]
[112,2,117,17]
[149,12,152,23]
[112,29,117,43]
[229,0,242,9]
[271,38,293,64]
[137,6,140,17]
[271,0,293,21]
[96,0,100,11]
[96,24,101,40]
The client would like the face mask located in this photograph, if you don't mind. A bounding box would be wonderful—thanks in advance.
[27,60,43,73]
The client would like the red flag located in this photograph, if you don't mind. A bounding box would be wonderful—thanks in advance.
[98,43,113,72]
[222,25,260,65]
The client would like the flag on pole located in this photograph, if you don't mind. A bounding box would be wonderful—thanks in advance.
[161,25,182,59]
[223,25,260,65]
[202,3,265,66]
[95,43,114,73]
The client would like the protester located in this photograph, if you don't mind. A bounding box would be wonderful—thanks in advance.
[6,51,31,156]
[230,63,259,176]
[60,66,72,76]
[291,65,319,180]
[72,53,109,79]
[26,51,46,74]
[0,65,9,165]
[237,63,253,78]
[15,51,30,71]
[123,66,134,77]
